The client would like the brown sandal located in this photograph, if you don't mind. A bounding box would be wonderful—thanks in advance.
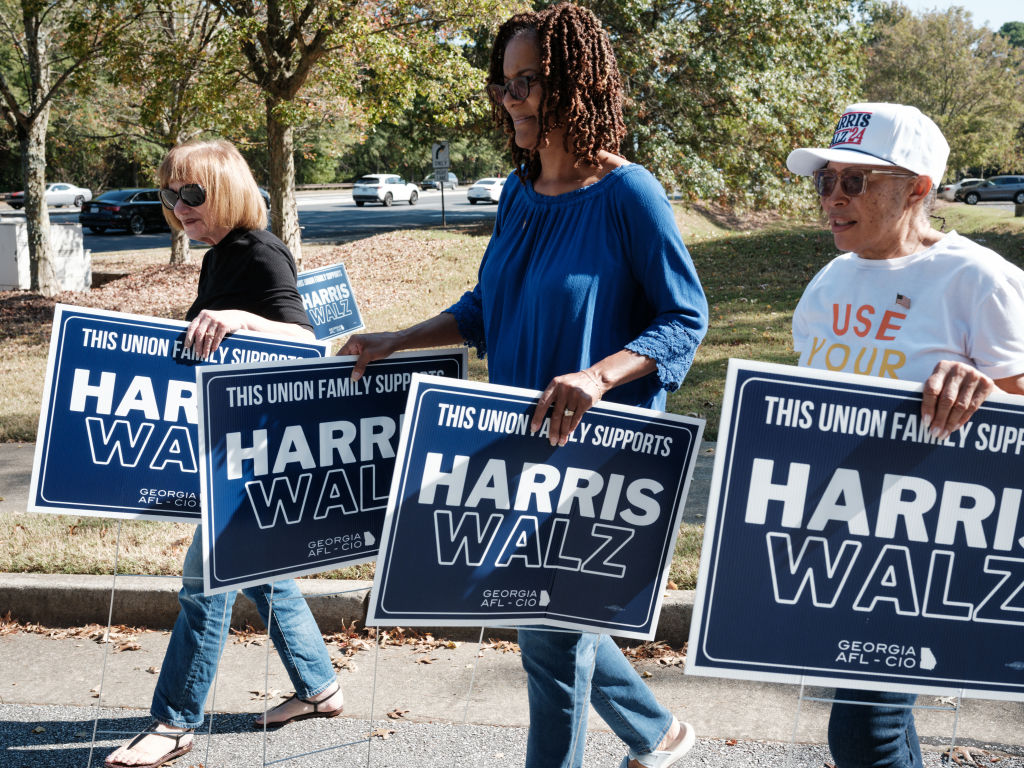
[254,684,344,729]
[104,723,193,768]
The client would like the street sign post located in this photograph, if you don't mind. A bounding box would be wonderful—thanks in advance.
[432,141,450,227]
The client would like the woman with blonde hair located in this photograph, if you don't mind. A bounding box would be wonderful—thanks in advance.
[106,140,343,768]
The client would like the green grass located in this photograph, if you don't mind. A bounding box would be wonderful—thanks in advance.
[4,203,1024,588]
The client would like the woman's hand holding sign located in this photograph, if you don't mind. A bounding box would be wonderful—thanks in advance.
[921,360,994,441]
[532,351,657,448]
[532,368,606,447]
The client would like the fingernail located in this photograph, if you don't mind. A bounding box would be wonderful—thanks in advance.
[921,414,931,429]
[930,427,942,439]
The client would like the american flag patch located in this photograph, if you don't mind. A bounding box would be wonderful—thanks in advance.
[896,294,911,309]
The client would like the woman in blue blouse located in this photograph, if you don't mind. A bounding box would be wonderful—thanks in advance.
[341,4,707,766]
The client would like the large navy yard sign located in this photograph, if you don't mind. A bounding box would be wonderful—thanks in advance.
[688,359,1024,700]
[196,350,467,594]
[296,263,363,340]
[368,376,704,640]
[29,304,328,522]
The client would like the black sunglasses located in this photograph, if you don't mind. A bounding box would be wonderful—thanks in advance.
[811,168,918,197]
[159,184,206,210]
[486,74,542,104]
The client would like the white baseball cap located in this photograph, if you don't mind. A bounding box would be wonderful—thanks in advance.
[786,103,949,188]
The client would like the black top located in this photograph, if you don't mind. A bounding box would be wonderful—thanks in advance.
[186,228,312,330]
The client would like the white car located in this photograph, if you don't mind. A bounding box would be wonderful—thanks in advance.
[467,177,505,204]
[352,174,419,207]
[937,177,983,202]
[8,182,93,209]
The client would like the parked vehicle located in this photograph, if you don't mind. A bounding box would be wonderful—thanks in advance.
[421,172,458,190]
[8,182,92,209]
[352,174,419,207]
[467,177,505,204]
[955,175,1024,205]
[937,177,983,202]
[78,188,168,234]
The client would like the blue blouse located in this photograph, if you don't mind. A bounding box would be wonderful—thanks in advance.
[446,164,707,410]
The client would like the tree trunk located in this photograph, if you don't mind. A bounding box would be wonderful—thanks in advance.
[22,111,54,294]
[168,227,191,264]
[21,0,55,295]
[266,97,302,266]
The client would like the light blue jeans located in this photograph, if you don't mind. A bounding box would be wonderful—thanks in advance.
[151,528,336,728]
[518,629,673,768]
[828,689,922,768]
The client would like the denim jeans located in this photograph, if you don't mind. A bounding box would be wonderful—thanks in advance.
[828,689,921,768]
[151,528,336,728]
[518,629,673,768]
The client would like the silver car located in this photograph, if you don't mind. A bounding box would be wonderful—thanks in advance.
[957,175,1024,205]
[8,182,93,209]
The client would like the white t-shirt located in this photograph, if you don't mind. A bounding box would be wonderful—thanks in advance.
[792,231,1024,382]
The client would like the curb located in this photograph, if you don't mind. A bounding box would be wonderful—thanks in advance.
[0,572,695,645]
[0,573,696,647]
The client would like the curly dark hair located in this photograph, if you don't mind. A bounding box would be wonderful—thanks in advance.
[488,3,626,182]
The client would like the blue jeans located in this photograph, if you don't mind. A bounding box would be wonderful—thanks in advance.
[151,528,336,728]
[518,629,673,768]
[828,689,921,768]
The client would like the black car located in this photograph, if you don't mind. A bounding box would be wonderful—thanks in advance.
[420,172,458,190]
[79,188,168,235]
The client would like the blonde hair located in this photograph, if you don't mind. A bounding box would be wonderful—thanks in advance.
[157,140,267,233]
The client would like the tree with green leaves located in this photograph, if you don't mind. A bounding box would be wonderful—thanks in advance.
[0,0,140,294]
[564,0,868,208]
[999,21,1024,49]
[208,0,520,265]
[863,5,1024,178]
[104,0,258,264]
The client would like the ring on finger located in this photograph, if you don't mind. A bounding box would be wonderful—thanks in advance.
[563,408,575,417]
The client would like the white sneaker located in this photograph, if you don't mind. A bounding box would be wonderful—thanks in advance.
[618,721,696,768]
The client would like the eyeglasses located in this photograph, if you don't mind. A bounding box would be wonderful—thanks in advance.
[159,184,206,210]
[486,74,542,104]
[812,168,918,197]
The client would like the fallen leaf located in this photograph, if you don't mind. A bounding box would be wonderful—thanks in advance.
[32,726,45,733]
[641,670,652,678]
[725,739,737,746]
[369,727,396,740]
[416,657,436,665]
[249,689,285,701]
[386,708,409,720]
[146,666,159,674]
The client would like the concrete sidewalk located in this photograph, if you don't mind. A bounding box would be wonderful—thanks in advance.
[2,625,1023,767]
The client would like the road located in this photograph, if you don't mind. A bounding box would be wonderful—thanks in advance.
[2,193,1016,255]
[0,189,498,253]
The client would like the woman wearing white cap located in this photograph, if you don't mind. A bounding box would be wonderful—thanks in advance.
[786,103,1024,766]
